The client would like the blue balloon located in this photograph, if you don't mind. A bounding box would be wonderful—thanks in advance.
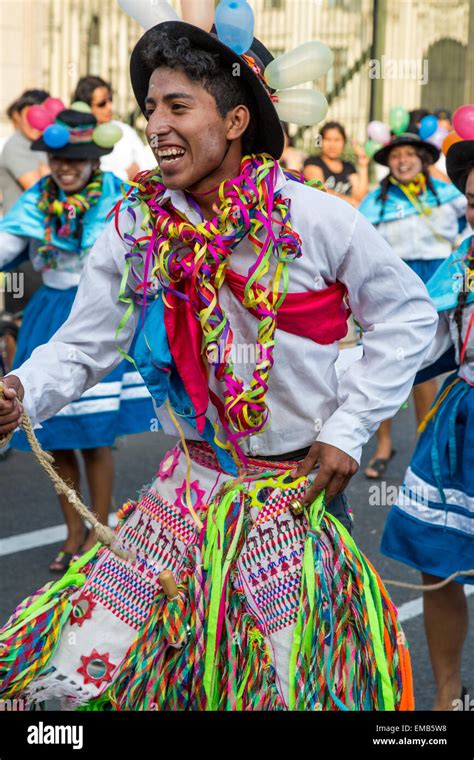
[215,0,254,55]
[418,114,438,140]
[43,124,70,149]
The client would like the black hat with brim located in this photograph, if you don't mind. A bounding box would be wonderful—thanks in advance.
[130,20,284,160]
[446,140,474,194]
[373,132,440,166]
[30,109,114,159]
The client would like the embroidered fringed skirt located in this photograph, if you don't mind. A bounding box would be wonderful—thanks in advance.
[0,442,414,710]
[11,284,154,451]
[382,372,474,583]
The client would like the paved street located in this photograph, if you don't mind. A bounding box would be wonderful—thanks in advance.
[1,397,473,711]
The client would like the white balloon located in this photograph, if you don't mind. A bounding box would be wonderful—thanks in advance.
[180,0,214,30]
[275,89,328,126]
[265,41,334,90]
[117,0,179,29]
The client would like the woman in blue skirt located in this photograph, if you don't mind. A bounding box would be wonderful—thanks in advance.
[381,137,474,710]
[359,132,467,478]
[0,106,154,571]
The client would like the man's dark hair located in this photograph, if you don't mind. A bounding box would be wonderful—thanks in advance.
[72,76,112,106]
[140,32,257,154]
[6,89,49,119]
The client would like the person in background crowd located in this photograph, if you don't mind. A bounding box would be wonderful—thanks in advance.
[381,143,474,711]
[0,90,51,212]
[359,132,467,478]
[407,108,430,135]
[72,75,155,181]
[408,107,450,183]
[279,122,307,173]
[303,121,369,206]
[0,90,51,317]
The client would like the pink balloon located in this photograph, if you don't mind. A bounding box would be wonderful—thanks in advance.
[26,105,54,131]
[43,97,66,118]
[452,105,474,140]
[367,120,391,145]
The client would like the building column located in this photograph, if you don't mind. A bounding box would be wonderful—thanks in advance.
[465,0,474,102]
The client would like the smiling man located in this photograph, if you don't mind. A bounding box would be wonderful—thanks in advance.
[0,22,438,710]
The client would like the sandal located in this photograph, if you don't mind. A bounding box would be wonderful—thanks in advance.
[49,550,75,573]
[364,450,396,479]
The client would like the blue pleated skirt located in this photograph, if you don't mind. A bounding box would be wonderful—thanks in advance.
[11,285,154,451]
[381,372,474,584]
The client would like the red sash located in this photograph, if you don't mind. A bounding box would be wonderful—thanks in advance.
[164,270,351,434]
[224,269,350,345]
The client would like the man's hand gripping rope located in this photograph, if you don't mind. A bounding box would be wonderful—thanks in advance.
[0,376,134,562]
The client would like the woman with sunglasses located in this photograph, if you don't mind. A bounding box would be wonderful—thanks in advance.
[72,76,154,182]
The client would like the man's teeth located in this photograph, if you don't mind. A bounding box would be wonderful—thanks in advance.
[158,148,185,158]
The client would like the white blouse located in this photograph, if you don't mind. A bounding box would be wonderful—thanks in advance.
[377,195,467,261]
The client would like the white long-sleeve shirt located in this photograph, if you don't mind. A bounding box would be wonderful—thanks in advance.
[10,167,439,463]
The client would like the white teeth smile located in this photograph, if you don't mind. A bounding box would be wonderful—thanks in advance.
[157,147,186,161]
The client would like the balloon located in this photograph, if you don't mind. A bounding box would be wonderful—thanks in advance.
[418,114,438,140]
[117,0,179,29]
[274,89,328,126]
[43,97,66,118]
[264,41,333,90]
[180,0,214,31]
[215,0,254,55]
[71,101,92,113]
[43,124,70,149]
[364,139,382,159]
[442,130,463,156]
[452,104,474,140]
[367,120,390,145]
[426,127,448,150]
[26,105,54,131]
[388,106,409,135]
[92,122,122,148]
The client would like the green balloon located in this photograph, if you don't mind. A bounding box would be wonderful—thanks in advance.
[92,123,122,148]
[389,106,410,135]
[364,139,382,158]
[70,101,92,113]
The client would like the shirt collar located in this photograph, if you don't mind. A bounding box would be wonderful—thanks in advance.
[160,162,289,223]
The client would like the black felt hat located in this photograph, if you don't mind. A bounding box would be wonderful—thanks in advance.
[373,132,440,166]
[130,21,284,159]
[31,109,115,159]
[446,140,474,193]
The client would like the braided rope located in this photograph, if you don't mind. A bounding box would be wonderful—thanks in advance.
[0,381,133,561]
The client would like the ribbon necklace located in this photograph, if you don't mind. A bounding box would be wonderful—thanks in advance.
[389,172,431,215]
[37,169,103,267]
[389,172,453,245]
[114,154,304,449]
